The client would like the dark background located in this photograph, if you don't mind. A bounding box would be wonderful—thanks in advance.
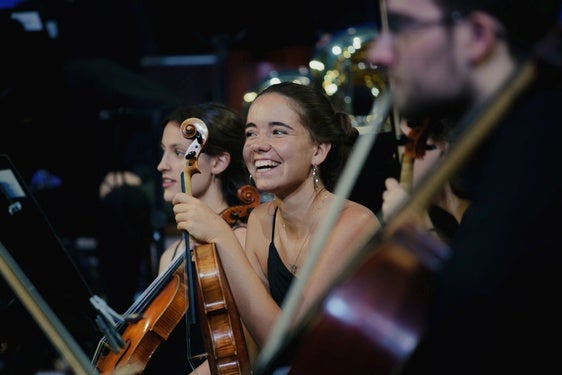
[0,0,382,240]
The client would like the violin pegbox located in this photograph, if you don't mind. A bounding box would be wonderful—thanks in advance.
[180,117,209,165]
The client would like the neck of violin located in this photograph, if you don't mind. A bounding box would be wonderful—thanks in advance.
[399,152,414,194]
[179,169,197,325]
[181,170,192,196]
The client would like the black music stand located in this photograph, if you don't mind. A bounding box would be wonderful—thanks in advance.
[0,154,99,374]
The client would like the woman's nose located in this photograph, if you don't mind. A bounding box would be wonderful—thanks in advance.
[157,154,170,171]
[248,140,270,152]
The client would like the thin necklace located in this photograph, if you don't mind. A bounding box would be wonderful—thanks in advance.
[280,188,328,275]
[288,231,312,274]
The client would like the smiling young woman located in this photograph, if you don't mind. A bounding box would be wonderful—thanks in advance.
[172,82,381,367]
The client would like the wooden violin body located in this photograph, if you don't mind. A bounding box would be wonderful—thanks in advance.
[193,242,250,375]
[93,255,187,374]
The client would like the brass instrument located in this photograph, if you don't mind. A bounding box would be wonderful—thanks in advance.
[309,25,392,132]
[241,67,312,116]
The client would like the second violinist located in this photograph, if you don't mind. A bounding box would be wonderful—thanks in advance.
[382,116,470,244]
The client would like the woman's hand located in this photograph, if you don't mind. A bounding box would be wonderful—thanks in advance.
[172,192,233,244]
[382,177,436,234]
[381,177,410,222]
[99,171,142,199]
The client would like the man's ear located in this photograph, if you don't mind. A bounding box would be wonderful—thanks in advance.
[465,11,504,63]
[210,152,231,175]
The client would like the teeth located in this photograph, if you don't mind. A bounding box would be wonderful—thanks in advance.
[255,160,279,168]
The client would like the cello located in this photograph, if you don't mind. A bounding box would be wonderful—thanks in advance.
[92,118,257,374]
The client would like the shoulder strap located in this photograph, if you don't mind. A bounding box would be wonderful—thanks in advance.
[271,206,278,241]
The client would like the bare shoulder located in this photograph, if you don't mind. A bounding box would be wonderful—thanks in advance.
[246,201,277,229]
[341,200,378,223]
[335,200,380,240]
[245,201,277,251]
[244,201,276,281]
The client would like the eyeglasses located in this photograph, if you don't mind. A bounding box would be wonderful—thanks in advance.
[385,12,463,37]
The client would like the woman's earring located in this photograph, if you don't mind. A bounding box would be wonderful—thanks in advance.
[312,164,319,190]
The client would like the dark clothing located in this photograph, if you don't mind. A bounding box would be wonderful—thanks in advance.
[402,73,562,373]
[268,207,296,306]
[428,204,460,244]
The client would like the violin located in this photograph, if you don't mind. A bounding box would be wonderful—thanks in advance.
[180,118,251,375]
[399,117,432,193]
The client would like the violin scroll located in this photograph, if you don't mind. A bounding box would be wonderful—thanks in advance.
[181,117,209,168]
[180,118,209,196]
[220,185,261,226]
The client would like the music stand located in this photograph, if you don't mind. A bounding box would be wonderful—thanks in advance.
[0,154,99,374]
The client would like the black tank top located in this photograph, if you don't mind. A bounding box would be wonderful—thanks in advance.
[267,207,296,306]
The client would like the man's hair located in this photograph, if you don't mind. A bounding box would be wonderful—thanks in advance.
[434,0,561,55]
